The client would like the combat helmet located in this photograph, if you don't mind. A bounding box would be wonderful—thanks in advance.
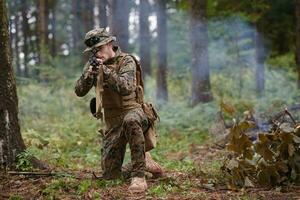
[84,28,116,53]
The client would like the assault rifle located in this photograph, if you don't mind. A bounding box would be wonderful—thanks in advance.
[88,47,104,120]
[89,48,101,71]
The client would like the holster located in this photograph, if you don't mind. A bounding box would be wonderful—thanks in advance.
[136,85,160,151]
[142,102,159,151]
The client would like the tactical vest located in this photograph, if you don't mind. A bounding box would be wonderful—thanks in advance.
[99,53,144,117]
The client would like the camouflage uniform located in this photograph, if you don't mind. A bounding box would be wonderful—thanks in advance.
[75,46,149,179]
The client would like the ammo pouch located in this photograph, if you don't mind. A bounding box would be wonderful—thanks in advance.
[142,102,159,152]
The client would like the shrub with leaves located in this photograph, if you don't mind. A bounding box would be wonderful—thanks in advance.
[16,150,34,171]
[222,111,300,188]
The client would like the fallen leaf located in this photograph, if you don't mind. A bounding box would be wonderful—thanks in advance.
[244,176,254,187]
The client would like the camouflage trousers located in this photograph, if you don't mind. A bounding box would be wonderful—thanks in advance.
[101,107,149,179]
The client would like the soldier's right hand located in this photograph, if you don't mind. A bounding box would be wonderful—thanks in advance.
[83,58,103,80]
[83,65,99,80]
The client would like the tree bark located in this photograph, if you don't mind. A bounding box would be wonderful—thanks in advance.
[296,0,300,89]
[155,0,168,102]
[9,13,12,53]
[44,0,50,46]
[49,0,57,57]
[110,0,130,52]
[98,0,108,27]
[0,0,26,168]
[14,10,21,76]
[189,0,213,105]
[139,0,151,77]
[36,0,47,63]
[21,0,29,77]
[71,0,82,50]
[82,0,94,33]
[8,0,14,67]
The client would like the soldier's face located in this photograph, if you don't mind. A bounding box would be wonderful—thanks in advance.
[95,43,115,63]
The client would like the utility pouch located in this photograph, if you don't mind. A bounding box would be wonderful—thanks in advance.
[142,102,160,151]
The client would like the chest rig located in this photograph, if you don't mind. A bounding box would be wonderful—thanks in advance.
[93,53,144,120]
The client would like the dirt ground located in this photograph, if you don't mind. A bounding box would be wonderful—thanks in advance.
[1,145,300,200]
[2,171,300,200]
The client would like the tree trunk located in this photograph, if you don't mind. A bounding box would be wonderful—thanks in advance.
[296,0,300,89]
[71,0,82,50]
[8,0,13,67]
[36,0,47,63]
[14,10,21,76]
[254,25,265,97]
[82,0,94,33]
[0,0,26,168]
[21,0,29,77]
[189,0,213,105]
[49,0,57,57]
[99,0,108,27]
[9,14,12,53]
[139,0,151,77]
[156,0,168,102]
[44,0,50,46]
[110,0,130,52]
[51,9,56,57]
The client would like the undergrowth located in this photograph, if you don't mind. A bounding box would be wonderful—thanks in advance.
[14,65,299,198]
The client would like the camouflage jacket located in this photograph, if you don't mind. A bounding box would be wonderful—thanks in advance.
[75,46,138,96]
[75,46,139,113]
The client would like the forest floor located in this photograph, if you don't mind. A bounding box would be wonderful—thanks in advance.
[2,144,300,200]
[2,83,300,199]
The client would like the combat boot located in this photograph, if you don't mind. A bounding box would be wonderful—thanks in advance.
[145,152,164,177]
[128,177,148,192]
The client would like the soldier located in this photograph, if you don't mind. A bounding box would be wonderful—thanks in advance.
[75,28,162,192]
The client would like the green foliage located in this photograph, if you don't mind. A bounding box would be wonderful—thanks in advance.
[31,50,83,82]
[148,180,179,197]
[18,79,100,170]
[94,179,123,188]
[206,0,294,55]
[77,180,92,194]
[267,53,296,71]
[8,196,22,200]
[223,113,300,187]
[42,178,78,198]
[41,178,123,199]
[16,150,34,171]
[148,177,200,198]
[212,0,270,22]
[167,9,191,75]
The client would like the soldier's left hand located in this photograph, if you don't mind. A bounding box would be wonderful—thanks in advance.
[87,65,100,75]
[96,58,104,65]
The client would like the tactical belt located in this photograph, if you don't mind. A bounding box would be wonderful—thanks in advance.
[104,103,141,119]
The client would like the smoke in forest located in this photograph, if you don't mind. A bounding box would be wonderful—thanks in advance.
[7,0,299,110]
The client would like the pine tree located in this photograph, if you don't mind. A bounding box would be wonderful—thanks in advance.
[139,0,151,77]
[189,0,213,105]
[296,0,300,89]
[110,0,130,52]
[0,0,26,168]
[21,0,29,77]
[156,0,168,102]
[99,0,108,27]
